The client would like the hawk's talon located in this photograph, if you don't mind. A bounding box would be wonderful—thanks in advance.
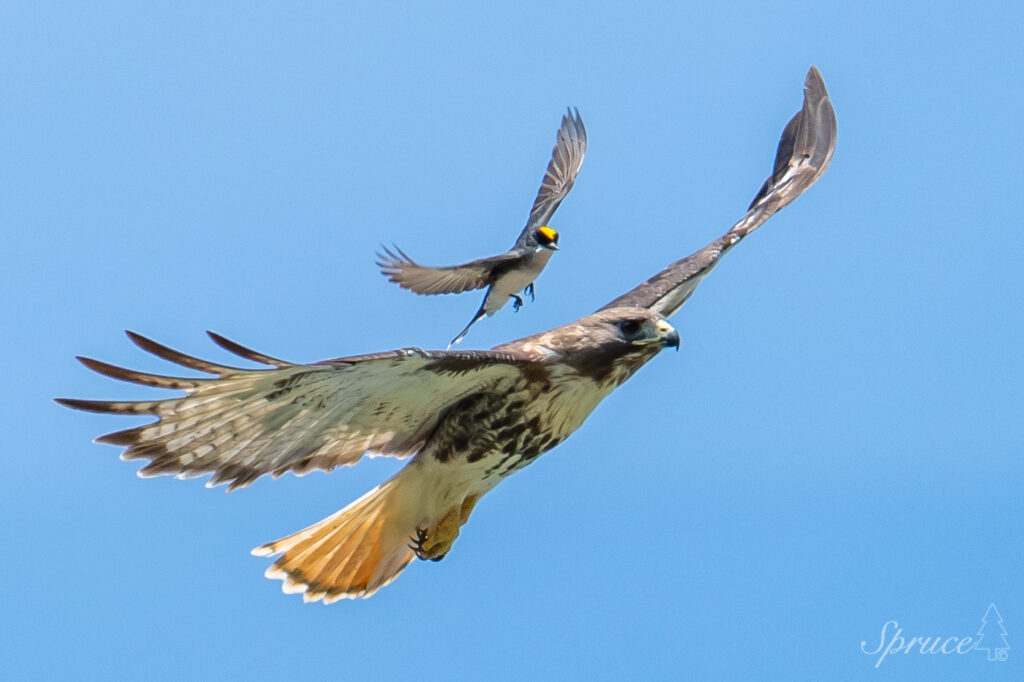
[409,526,431,561]
[511,294,524,312]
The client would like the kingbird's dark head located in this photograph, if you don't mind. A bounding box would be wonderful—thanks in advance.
[536,226,559,250]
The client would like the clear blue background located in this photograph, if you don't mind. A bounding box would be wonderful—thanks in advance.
[2,2,1020,680]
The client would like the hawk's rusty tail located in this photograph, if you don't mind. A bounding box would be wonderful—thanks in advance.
[252,474,416,602]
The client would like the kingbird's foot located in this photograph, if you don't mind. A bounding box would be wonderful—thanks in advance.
[511,294,524,312]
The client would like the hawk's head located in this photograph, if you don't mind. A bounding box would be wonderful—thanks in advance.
[504,307,678,387]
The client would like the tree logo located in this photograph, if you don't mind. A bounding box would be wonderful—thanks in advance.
[861,603,1010,667]
[975,603,1010,662]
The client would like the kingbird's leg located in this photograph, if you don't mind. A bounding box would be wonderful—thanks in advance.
[525,283,535,302]
[510,294,524,312]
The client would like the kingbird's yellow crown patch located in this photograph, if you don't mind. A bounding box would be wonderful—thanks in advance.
[537,226,558,245]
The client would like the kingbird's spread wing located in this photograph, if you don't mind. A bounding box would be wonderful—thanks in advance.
[376,245,522,295]
[57,331,530,490]
[516,108,588,242]
[601,67,836,317]
[377,110,585,294]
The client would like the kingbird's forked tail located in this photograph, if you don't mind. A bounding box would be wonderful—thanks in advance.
[448,302,487,349]
[252,475,416,602]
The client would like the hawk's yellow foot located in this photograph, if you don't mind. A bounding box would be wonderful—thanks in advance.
[410,494,482,562]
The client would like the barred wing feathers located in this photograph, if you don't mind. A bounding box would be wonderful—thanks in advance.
[57,331,529,491]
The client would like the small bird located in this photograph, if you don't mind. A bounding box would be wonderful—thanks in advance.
[378,108,587,347]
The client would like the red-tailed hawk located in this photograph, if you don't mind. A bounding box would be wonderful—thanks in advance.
[57,67,835,603]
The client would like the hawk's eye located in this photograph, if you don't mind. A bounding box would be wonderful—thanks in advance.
[618,319,641,337]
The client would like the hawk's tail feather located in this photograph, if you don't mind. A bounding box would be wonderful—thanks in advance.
[253,474,416,602]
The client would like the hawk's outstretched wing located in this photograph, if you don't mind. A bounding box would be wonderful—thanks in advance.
[375,244,521,295]
[56,331,531,491]
[601,66,836,317]
[517,107,588,241]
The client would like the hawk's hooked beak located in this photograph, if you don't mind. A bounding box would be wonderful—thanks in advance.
[657,319,680,351]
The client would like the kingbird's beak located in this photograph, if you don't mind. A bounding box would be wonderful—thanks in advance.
[545,242,559,251]
[657,320,680,351]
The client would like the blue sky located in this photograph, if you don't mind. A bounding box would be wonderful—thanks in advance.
[2,2,1021,680]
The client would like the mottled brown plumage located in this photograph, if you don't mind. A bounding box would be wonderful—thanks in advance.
[58,67,836,601]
